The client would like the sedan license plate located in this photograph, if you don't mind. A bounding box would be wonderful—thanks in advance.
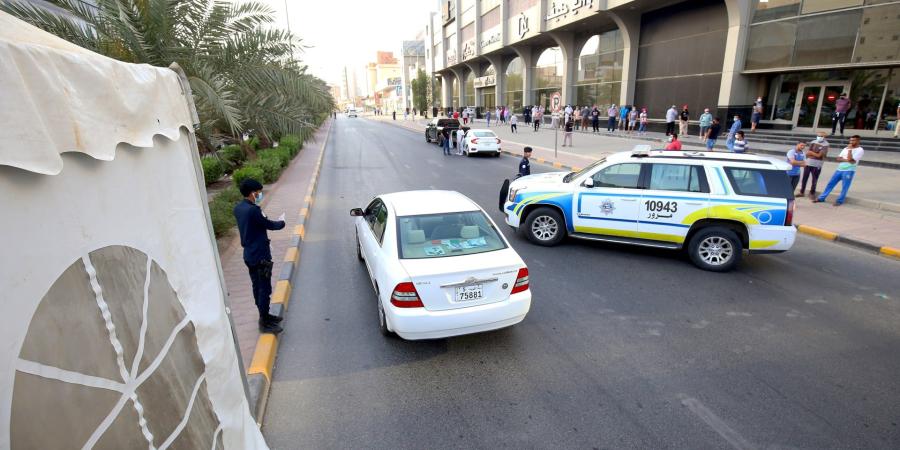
[455,284,483,302]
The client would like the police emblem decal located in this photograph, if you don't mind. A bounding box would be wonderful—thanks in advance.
[600,199,615,215]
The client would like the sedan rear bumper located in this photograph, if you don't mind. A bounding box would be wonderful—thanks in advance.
[387,291,531,340]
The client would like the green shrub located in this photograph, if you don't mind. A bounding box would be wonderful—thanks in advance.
[258,148,291,168]
[246,158,282,183]
[279,134,301,156]
[208,186,242,237]
[200,157,225,185]
[249,136,260,150]
[232,166,264,188]
[217,144,245,168]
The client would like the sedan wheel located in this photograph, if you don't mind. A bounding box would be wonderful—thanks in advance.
[377,298,393,337]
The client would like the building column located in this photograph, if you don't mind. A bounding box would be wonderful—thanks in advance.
[485,54,505,107]
[719,0,754,114]
[609,10,641,107]
[440,73,453,113]
[549,31,577,106]
[473,0,482,56]
[466,62,482,108]
[450,67,466,109]
[512,46,534,106]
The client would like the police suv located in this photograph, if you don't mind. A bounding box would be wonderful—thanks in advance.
[500,149,797,271]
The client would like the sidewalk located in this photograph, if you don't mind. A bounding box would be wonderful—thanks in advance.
[217,120,330,368]
[374,115,900,253]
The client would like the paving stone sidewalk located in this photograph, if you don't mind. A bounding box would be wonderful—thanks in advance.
[375,115,900,252]
[217,119,330,368]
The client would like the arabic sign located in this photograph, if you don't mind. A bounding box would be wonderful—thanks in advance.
[507,7,539,44]
[474,75,496,88]
[545,0,599,27]
[480,26,501,50]
[462,39,476,61]
[447,47,457,66]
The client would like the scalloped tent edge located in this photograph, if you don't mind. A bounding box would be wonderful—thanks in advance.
[0,11,197,175]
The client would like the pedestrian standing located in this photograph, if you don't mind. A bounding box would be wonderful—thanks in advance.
[628,107,638,134]
[751,97,763,132]
[801,131,830,198]
[534,106,542,132]
[726,114,742,151]
[563,117,574,147]
[234,179,286,334]
[679,105,690,137]
[510,113,518,133]
[698,108,713,140]
[392,110,396,120]
[894,102,900,138]
[496,107,502,126]
[639,108,648,135]
[619,104,630,133]
[732,131,748,153]
[486,109,491,127]
[581,105,591,131]
[456,128,466,156]
[404,108,409,120]
[518,147,532,178]
[665,133,682,151]
[441,128,451,155]
[591,105,600,132]
[665,105,678,136]
[705,118,721,150]
[816,135,863,206]
[832,93,851,136]
[574,107,581,130]
[453,109,459,120]
[607,104,619,132]
[786,141,807,191]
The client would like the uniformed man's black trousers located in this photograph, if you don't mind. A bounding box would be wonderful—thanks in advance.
[246,260,274,319]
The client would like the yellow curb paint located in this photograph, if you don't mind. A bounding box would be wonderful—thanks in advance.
[304,195,312,204]
[247,334,278,382]
[294,224,305,239]
[283,247,299,263]
[271,280,291,305]
[572,166,582,172]
[299,207,309,219]
[553,162,563,168]
[880,246,900,258]
[536,158,546,164]
[797,225,838,241]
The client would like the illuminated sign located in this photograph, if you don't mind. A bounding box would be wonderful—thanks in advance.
[546,0,595,23]
[474,75,496,88]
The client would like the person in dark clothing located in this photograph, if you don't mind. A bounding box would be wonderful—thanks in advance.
[234,178,286,334]
[518,147,532,178]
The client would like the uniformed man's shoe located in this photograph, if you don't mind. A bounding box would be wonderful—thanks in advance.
[259,320,283,334]
[265,314,283,324]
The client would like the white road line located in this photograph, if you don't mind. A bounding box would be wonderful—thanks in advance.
[678,394,756,450]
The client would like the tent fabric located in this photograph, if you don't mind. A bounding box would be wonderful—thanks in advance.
[0,11,193,175]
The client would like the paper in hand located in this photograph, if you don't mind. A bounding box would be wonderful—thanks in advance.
[277,212,286,222]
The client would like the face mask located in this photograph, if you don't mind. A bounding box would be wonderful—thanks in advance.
[255,192,263,204]
[734,117,739,121]
[667,136,673,142]
[816,136,824,142]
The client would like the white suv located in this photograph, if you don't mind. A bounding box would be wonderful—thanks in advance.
[500,150,797,271]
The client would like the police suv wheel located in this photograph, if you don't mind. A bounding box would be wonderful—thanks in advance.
[523,207,565,246]
[688,226,742,272]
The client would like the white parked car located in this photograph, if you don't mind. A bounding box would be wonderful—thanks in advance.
[351,190,531,340]
[461,129,502,156]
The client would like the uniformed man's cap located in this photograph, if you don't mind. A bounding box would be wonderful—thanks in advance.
[239,178,263,196]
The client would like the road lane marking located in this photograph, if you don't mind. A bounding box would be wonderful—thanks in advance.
[677,394,756,450]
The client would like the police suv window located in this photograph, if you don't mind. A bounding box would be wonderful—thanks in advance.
[724,168,794,199]
[648,164,708,193]
[592,163,642,189]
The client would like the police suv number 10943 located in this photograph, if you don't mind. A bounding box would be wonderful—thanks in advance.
[644,200,678,213]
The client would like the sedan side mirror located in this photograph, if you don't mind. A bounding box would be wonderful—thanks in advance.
[350,208,364,217]
[583,178,594,188]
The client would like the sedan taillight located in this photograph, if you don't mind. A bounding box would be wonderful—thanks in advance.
[511,268,529,294]
[471,138,479,144]
[391,282,424,308]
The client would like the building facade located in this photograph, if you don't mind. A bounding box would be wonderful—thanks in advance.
[424,0,900,133]
[400,38,427,112]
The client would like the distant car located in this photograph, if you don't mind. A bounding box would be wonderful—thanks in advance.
[347,108,358,118]
[461,129,501,157]
[425,118,460,146]
[351,190,531,340]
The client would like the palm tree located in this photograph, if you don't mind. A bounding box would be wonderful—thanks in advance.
[3,0,333,150]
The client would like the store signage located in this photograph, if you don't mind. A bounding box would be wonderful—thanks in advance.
[441,0,455,24]
[447,47,457,66]
[546,0,595,23]
[462,39,476,60]
[481,29,501,49]
[517,12,530,38]
[387,77,401,86]
[474,75,496,88]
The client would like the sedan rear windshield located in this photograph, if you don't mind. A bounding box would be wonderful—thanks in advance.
[472,131,496,137]
[437,119,460,127]
[397,211,507,259]
[724,167,794,199]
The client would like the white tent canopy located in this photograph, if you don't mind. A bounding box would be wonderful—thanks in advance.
[0,11,267,449]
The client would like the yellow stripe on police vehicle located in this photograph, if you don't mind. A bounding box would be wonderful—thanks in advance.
[500,148,797,272]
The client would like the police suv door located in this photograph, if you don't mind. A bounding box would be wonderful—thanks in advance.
[572,163,644,237]
[636,162,710,245]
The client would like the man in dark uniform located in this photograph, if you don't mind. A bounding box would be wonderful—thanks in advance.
[234,179,286,333]
[518,147,532,178]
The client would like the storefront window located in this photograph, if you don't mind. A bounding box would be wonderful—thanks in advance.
[534,47,563,108]
[793,9,862,66]
[481,88,496,109]
[801,0,863,14]
[854,3,900,63]
[746,20,797,70]
[452,78,459,108]
[505,57,524,110]
[574,31,623,108]
[752,0,801,22]
[465,71,475,107]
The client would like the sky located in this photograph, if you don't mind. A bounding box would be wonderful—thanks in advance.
[261,0,438,85]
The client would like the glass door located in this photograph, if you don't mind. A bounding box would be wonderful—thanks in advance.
[793,82,851,130]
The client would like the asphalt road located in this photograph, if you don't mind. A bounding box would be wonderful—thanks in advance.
[262,116,900,449]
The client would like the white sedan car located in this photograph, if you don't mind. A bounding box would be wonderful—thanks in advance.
[351,190,531,340]
[461,129,502,157]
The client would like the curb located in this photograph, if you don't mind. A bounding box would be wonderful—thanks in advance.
[796,223,899,260]
[245,118,332,425]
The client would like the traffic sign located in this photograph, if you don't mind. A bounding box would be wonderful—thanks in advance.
[551,91,562,113]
